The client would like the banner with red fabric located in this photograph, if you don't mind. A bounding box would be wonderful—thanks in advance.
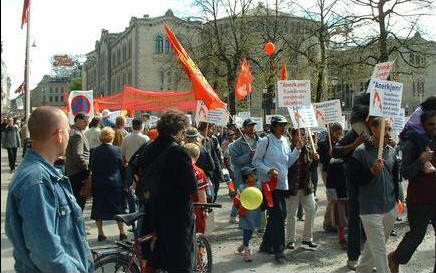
[93,86,196,112]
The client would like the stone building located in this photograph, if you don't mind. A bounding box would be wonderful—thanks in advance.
[82,9,198,97]
[30,75,71,107]
[1,60,12,112]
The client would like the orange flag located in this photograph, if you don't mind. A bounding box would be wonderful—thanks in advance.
[164,23,225,110]
[279,62,288,80]
[235,59,253,101]
[21,0,30,29]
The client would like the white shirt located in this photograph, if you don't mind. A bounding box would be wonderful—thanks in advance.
[84,127,101,150]
[121,130,150,162]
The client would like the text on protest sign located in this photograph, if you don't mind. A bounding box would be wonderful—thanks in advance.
[368,79,403,118]
[313,99,342,125]
[288,105,319,129]
[195,101,228,126]
[392,108,405,132]
[278,80,311,108]
[371,61,395,80]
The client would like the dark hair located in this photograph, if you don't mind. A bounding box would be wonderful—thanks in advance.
[88,117,101,128]
[291,128,304,136]
[370,117,383,128]
[421,95,436,111]
[157,109,189,136]
[74,112,87,123]
[421,110,436,123]
[198,122,208,132]
[330,122,343,132]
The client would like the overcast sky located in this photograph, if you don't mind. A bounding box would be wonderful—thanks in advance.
[1,0,435,100]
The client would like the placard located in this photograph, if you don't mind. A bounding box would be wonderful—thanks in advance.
[126,118,133,128]
[237,111,250,119]
[68,90,94,123]
[278,80,311,108]
[195,101,209,123]
[368,79,403,118]
[371,61,395,80]
[313,99,342,125]
[265,115,275,125]
[288,105,319,129]
[392,108,405,132]
[250,117,264,132]
[195,100,228,126]
[108,110,122,124]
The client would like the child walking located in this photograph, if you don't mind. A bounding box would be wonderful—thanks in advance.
[234,166,261,262]
[184,143,209,233]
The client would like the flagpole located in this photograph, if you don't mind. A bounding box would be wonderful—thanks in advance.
[24,7,31,121]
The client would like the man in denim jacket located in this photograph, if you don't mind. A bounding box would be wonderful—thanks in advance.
[5,106,94,273]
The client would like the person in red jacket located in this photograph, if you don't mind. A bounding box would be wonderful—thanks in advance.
[388,109,436,273]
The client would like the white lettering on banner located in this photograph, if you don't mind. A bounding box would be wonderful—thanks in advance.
[368,79,403,118]
[371,61,395,80]
[288,105,319,129]
[313,99,342,125]
[250,117,264,132]
[278,80,311,108]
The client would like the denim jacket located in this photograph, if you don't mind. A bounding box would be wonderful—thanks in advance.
[5,149,94,273]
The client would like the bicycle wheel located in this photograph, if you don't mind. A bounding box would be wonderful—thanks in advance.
[196,234,212,273]
[94,253,141,273]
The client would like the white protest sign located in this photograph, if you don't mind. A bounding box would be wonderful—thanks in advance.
[368,79,403,118]
[126,118,133,128]
[235,116,244,127]
[392,108,405,132]
[288,105,319,129]
[237,111,250,119]
[68,90,95,123]
[250,117,264,132]
[146,115,159,128]
[313,99,342,125]
[371,61,395,80]
[16,97,24,110]
[186,114,193,127]
[265,115,275,124]
[108,110,122,124]
[195,100,228,126]
[339,115,349,130]
[278,80,311,108]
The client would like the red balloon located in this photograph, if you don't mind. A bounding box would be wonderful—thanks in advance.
[265,42,276,56]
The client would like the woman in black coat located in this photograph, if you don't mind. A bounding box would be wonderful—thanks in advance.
[90,127,126,241]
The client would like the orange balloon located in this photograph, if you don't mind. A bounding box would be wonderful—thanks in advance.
[265,42,276,56]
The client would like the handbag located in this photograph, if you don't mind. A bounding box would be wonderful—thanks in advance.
[79,176,92,198]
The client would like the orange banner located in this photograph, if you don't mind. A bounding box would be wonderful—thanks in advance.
[93,86,196,112]
[235,58,253,101]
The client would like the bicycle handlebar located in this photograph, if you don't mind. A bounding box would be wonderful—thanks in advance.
[192,202,222,208]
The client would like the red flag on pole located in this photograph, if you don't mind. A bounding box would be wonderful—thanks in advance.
[14,82,25,94]
[21,0,30,29]
[164,23,225,110]
[279,62,288,80]
[235,58,253,101]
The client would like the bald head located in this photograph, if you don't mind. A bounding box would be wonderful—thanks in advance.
[29,106,68,142]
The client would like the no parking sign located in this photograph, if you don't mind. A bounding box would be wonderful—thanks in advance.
[68,91,94,123]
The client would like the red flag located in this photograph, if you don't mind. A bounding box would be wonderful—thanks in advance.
[235,58,253,101]
[279,62,288,80]
[14,82,25,94]
[21,0,30,29]
[164,23,225,110]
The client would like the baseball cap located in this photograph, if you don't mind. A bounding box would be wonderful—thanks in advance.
[185,127,200,138]
[270,115,288,124]
[241,166,256,177]
[242,118,257,128]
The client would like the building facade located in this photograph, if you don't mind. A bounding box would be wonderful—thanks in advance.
[30,75,71,107]
[1,60,12,112]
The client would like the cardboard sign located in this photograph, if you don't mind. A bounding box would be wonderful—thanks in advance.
[278,80,311,108]
[265,115,275,124]
[313,99,342,125]
[237,111,250,119]
[340,115,348,130]
[195,100,228,126]
[16,97,24,110]
[235,116,244,127]
[288,105,319,129]
[392,108,405,132]
[108,110,122,124]
[68,90,94,123]
[371,61,395,80]
[250,117,264,132]
[368,79,403,118]
[126,118,133,128]
[146,115,159,128]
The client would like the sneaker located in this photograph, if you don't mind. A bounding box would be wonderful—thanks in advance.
[302,241,318,248]
[390,230,398,237]
[286,241,295,250]
[243,247,252,262]
[236,245,244,254]
[347,260,358,270]
[229,216,238,224]
[388,252,399,273]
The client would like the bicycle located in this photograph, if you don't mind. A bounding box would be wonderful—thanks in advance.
[92,202,221,273]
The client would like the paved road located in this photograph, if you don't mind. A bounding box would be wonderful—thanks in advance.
[1,148,435,272]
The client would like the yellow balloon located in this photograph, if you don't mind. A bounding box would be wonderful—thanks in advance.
[240,187,263,210]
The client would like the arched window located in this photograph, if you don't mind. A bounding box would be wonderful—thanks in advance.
[155,36,163,54]
[165,38,170,53]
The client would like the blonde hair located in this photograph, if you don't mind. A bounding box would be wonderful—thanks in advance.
[184,143,201,161]
[100,127,115,144]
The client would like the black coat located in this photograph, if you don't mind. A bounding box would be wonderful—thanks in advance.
[287,145,319,196]
[148,135,197,272]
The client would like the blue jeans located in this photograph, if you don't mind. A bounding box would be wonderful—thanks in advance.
[125,166,137,213]
[243,229,253,247]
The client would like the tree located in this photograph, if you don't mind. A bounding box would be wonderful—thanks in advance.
[69,77,82,91]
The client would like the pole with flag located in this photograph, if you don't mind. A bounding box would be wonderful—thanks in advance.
[22,0,31,121]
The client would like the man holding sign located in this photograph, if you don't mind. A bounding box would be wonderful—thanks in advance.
[349,118,400,273]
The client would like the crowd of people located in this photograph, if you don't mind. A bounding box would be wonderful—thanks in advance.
[3,94,436,273]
